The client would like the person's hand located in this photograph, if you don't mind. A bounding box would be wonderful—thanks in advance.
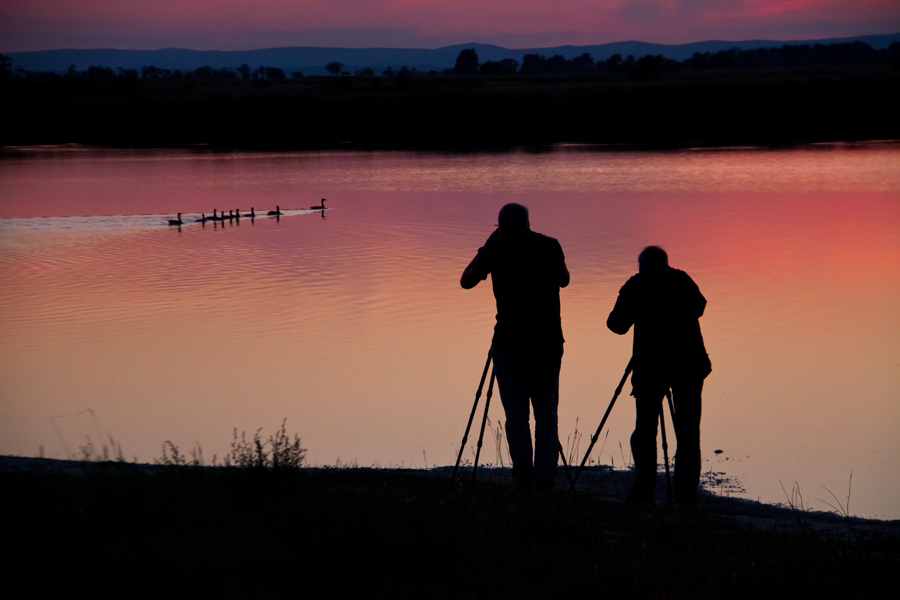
[482,227,502,250]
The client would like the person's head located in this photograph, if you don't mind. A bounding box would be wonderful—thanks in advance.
[497,203,530,233]
[638,245,668,273]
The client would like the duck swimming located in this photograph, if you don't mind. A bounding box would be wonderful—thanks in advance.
[310,198,327,210]
[168,213,183,226]
[267,205,282,216]
[195,213,208,223]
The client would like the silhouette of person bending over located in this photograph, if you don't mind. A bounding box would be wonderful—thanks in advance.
[461,203,570,492]
[607,246,711,505]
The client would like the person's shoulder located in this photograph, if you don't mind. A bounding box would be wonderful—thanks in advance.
[529,231,563,250]
[529,230,556,242]
[619,272,641,293]
[666,268,704,297]
[669,267,697,284]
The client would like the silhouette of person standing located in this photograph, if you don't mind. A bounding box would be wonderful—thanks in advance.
[607,246,711,504]
[461,203,570,492]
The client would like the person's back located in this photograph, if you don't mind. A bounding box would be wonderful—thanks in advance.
[608,265,709,387]
[487,229,566,350]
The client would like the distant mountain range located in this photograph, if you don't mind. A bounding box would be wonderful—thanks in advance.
[7,33,900,75]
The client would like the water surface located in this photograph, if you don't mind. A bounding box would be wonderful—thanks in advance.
[1,144,898,518]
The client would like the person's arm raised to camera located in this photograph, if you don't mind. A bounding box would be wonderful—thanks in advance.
[555,240,570,289]
[607,279,636,335]
[460,228,501,289]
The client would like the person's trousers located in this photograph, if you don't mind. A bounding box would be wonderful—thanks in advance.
[631,378,703,503]
[493,343,563,488]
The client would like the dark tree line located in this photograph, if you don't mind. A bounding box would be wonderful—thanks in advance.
[2,40,897,87]
[0,58,292,82]
[139,64,288,80]
[689,41,900,70]
[0,53,13,78]
[450,41,900,78]
[317,41,900,82]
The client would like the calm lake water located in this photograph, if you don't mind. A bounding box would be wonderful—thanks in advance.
[1,144,898,519]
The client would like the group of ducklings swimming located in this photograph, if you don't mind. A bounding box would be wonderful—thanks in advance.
[167,199,327,226]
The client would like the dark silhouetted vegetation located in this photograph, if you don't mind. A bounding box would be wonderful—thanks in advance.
[454,48,480,74]
[2,459,897,598]
[1,41,898,151]
[0,53,11,78]
[479,58,519,75]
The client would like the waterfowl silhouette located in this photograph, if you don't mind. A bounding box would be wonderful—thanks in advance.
[168,213,183,226]
[195,213,208,223]
[267,205,282,216]
[225,210,234,221]
[234,209,242,220]
[210,209,223,221]
[310,198,327,210]
[248,207,256,218]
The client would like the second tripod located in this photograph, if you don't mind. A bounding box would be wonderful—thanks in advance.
[569,358,679,505]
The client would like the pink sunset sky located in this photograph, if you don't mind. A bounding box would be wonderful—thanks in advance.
[2,0,899,52]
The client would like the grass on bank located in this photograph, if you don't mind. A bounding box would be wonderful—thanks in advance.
[3,455,898,598]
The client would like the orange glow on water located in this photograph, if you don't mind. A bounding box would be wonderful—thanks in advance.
[1,148,898,517]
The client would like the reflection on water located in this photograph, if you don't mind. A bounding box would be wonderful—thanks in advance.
[0,144,898,519]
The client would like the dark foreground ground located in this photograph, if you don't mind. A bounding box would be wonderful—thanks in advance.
[2,456,897,599]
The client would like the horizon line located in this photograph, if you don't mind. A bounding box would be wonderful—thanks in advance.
[6,31,899,55]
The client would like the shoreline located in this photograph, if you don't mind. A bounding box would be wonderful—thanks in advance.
[4,454,896,536]
[5,453,897,597]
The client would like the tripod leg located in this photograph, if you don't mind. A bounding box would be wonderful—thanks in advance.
[471,366,496,486]
[665,388,677,431]
[558,441,574,488]
[660,401,673,507]
[570,357,634,491]
[450,347,493,489]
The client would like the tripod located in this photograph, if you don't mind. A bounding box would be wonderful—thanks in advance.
[449,345,574,490]
[569,358,678,506]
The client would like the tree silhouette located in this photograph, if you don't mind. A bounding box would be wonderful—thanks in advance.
[0,54,13,78]
[520,53,545,74]
[141,65,171,79]
[571,53,595,73]
[265,66,286,80]
[87,66,116,81]
[499,58,520,74]
[326,62,343,76]
[454,49,479,74]
[480,58,519,75]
